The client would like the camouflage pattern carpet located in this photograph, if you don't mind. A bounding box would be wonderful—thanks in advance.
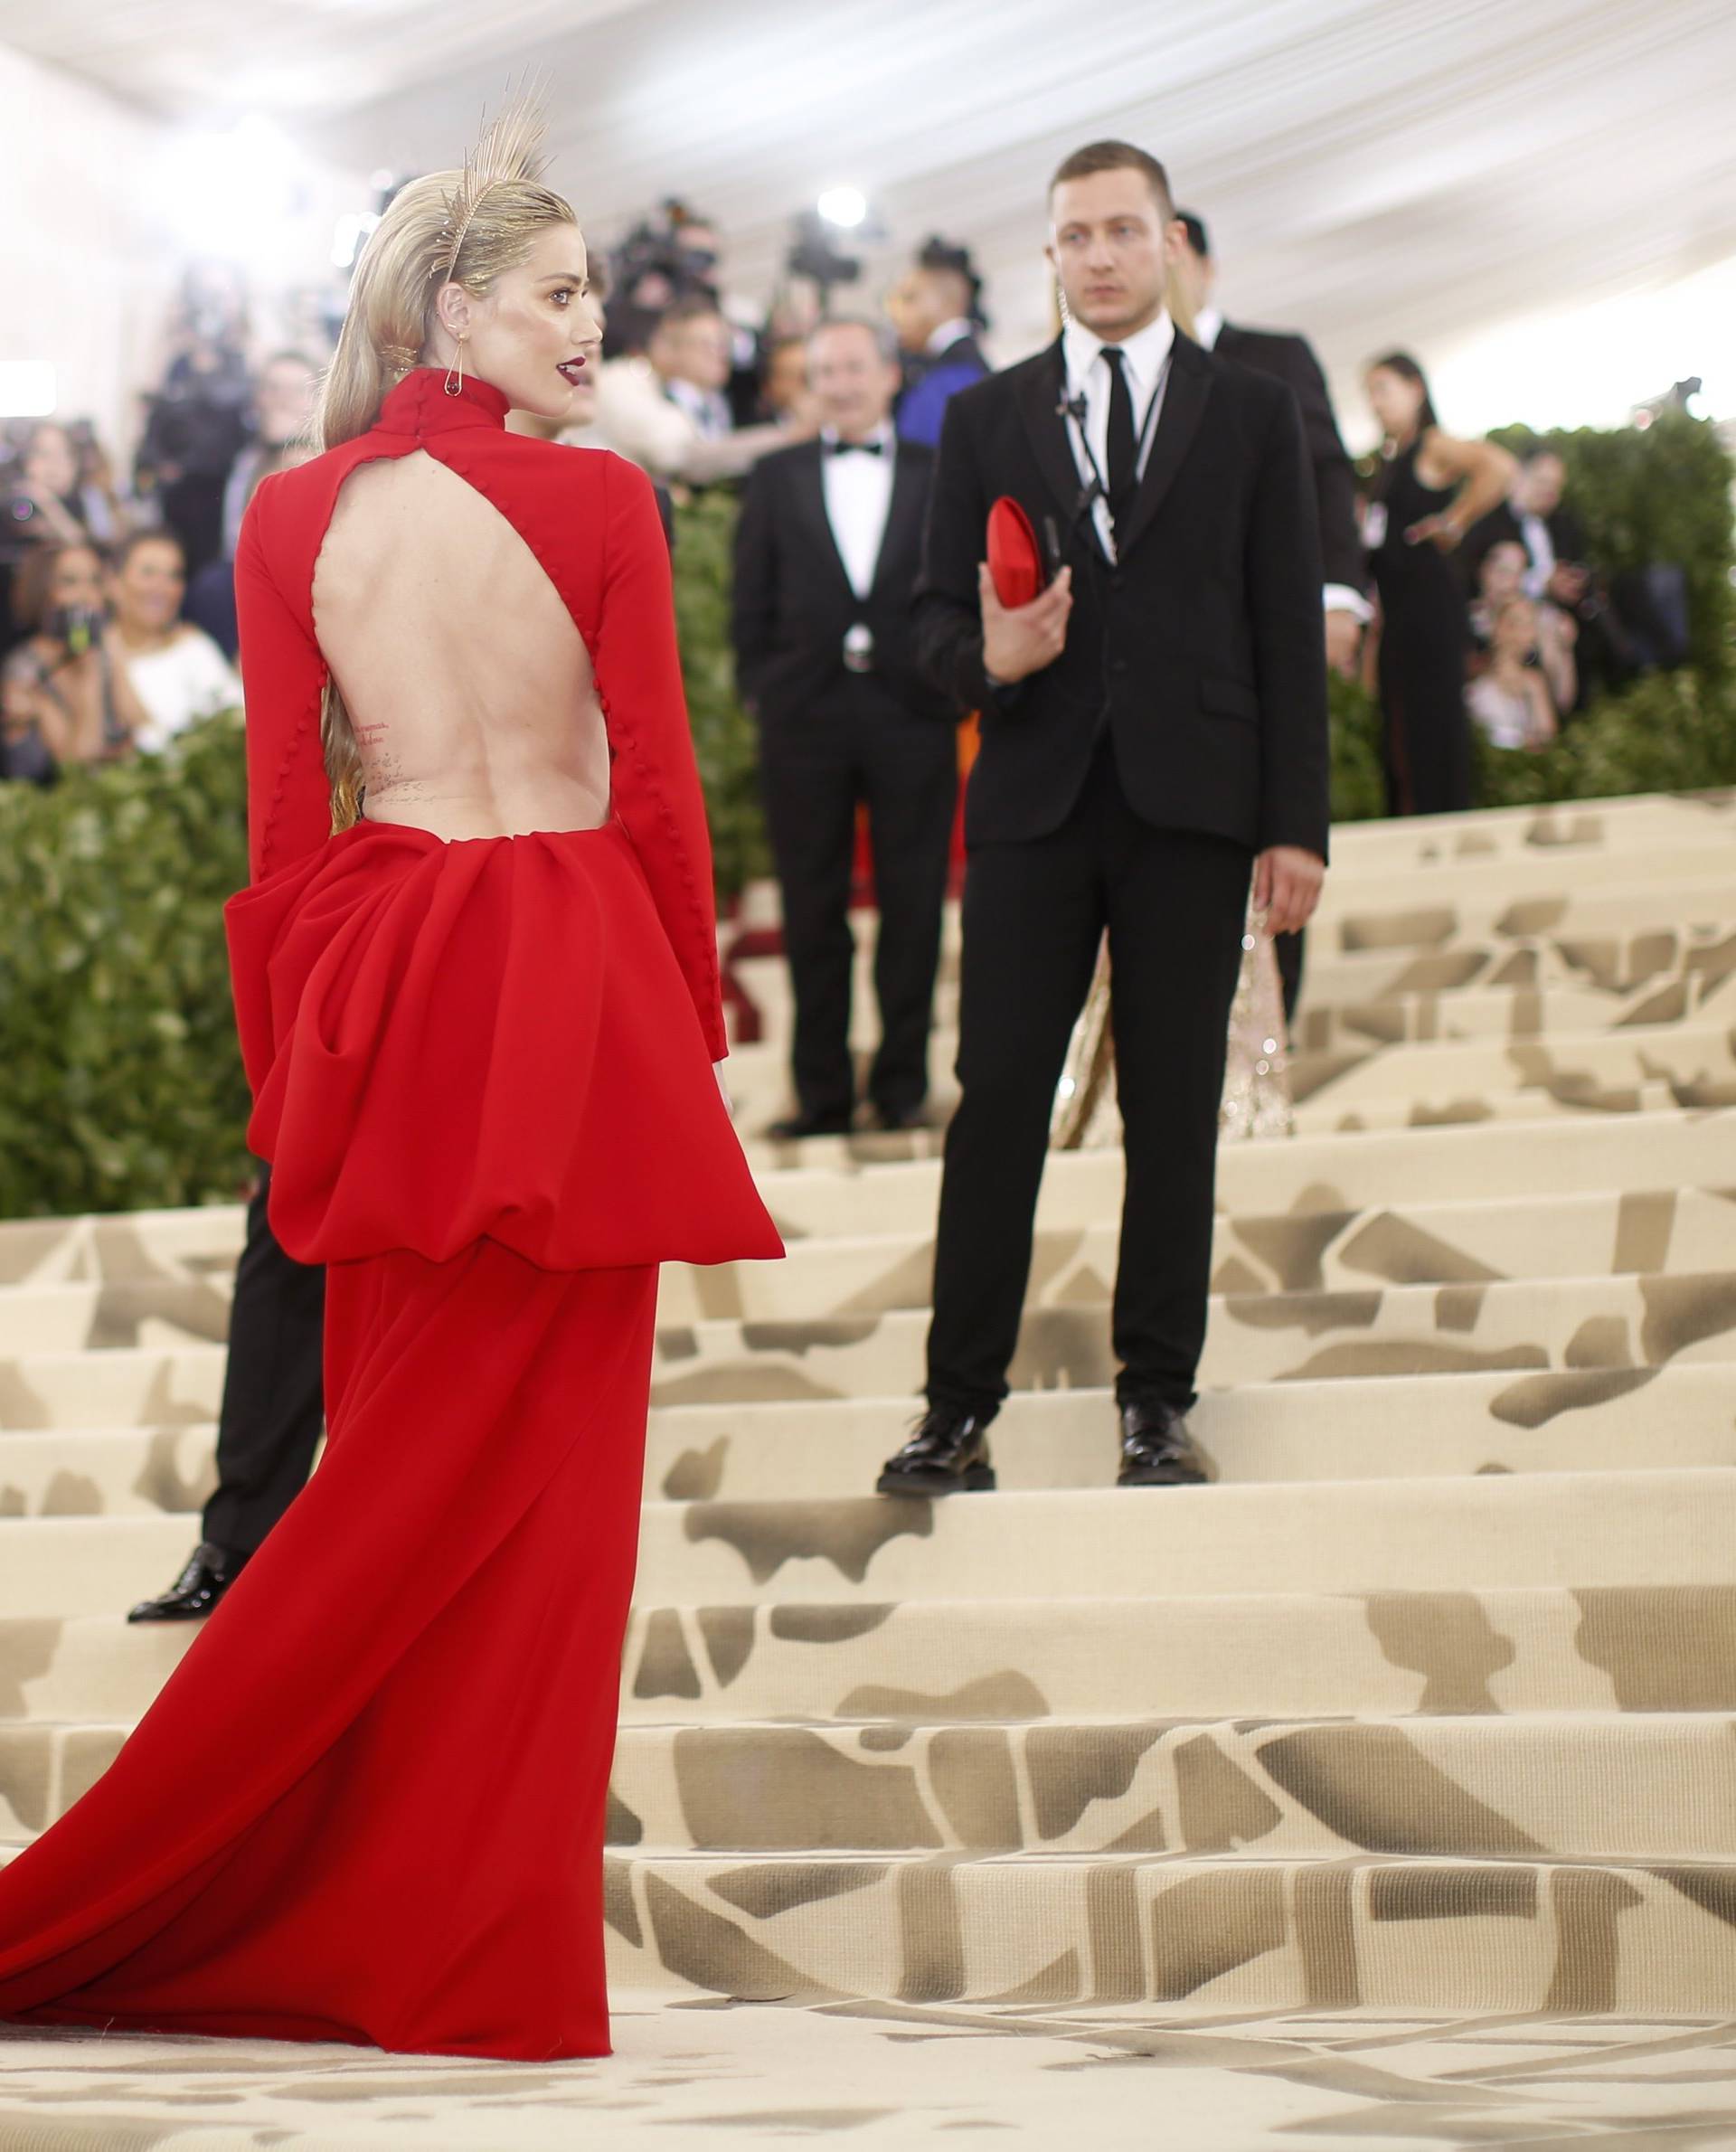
[2,788,1735,2146]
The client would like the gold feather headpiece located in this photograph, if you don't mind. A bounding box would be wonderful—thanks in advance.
[430,80,552,286]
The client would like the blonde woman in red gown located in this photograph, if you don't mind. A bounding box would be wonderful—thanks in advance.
[0,108,779,2061]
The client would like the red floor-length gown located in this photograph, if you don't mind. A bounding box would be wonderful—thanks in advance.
[0,368,782,2059]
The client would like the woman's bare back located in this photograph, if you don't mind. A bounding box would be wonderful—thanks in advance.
[312,450,610,839]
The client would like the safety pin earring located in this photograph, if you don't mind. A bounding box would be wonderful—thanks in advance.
[444,333,467,397]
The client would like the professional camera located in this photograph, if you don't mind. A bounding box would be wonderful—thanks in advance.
[42,602,105,657]
[786,210,862,296]
[604,200,725,357]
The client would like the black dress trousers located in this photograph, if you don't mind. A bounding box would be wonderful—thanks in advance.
[200,1164,326,1559]
[760,674,958,1123]
[926,738,1251,1413]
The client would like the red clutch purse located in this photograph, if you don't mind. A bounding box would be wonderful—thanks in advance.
[986,496,1046,609]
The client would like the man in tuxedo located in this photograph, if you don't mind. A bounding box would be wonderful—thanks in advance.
[1171,209,1368,1020]
[733,317,959,1137]
[875,140,1328,1497]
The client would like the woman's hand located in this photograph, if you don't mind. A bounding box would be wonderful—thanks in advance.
[1403,514,1463,552]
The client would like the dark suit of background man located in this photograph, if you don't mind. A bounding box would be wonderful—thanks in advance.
[1172,209,1368,1024]
[877,140,1329,1500]
[733,317,961,1137]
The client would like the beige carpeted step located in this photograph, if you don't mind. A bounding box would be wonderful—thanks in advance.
[15,1580,1734,1731]
[4,1185,1727,1346]
[6,1468,1729,1619]
[4,1261,1730,1430]
[603,1848,1736,2013]
[5,1360,1728,1526]
[4,1111,1729,1292]
[16,1711,1736,1862]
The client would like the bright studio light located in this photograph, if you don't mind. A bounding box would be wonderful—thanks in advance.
[0,363,56,419]
[817,187,868,231]
[151,114,300,260]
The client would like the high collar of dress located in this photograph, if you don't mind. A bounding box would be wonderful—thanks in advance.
[377,367,511,436]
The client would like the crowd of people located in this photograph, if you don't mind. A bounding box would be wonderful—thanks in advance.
[5,188,1697,1174]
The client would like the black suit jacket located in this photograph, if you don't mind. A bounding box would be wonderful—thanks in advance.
[1213,322,1366,596]
[915,332,1329,858]
[731,437,953,725]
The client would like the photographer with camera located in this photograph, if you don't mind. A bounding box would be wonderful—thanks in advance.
[0,421,132,659]
[2,541,146,781]
[135,267,255,578]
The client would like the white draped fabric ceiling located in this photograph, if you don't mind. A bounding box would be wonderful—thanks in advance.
[5,0,1735,434]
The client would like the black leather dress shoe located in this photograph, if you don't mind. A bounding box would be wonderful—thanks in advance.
[127,1541,247,1622]
[768,1108,855,1140]
[876,1405,997,1496]
[1116,1401,1209,1487]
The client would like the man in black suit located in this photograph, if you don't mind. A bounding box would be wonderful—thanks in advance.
[876,140,1328,1498]
[1171,209,1368,1020]
[733,317,960,1137]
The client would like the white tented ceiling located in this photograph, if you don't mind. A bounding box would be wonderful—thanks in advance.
[7,0,1735,433]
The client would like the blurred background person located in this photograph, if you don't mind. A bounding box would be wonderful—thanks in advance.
[732,316,959,1137]
[3,540,146,778]
[1171,207,1370,1023]
[1467,450,1590,608]
[107,530,241,752]
[1364,353,1516,815]
[0,421,131,655]
[757,334,812,423]
[1467,536,1577,713]
[1467,596,1560,751]
[592,294,812,487]
[1171,212,1368,677]
[184,352,321,657]
[886,236,990,448]
[135,264,254,577]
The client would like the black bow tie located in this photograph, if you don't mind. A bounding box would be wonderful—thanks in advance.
[826,437,885,457]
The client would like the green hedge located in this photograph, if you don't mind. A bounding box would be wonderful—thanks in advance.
[0,713,253,1218]
[1486,412,1733,679]
[1328,664,1736,818]
[671,490,770,900]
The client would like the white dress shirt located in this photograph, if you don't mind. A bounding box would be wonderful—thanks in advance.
[819,421,896,599]
[925,316,975,357]
[1518,509,1558,599]
[1060,311,1176,563]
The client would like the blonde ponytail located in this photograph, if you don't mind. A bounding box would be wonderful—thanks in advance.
[311,95,576,830]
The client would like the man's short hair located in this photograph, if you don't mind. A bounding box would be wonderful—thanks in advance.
[655,295,724,334]
[1175,210,1210,260]
[807,315,899,363]
[1049,140,1175,218]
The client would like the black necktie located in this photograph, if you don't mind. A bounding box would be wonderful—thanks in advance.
[826,437,884,457]
[1101,345,1137,518]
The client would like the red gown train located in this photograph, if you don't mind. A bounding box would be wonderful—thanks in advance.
[0,369,781,2059]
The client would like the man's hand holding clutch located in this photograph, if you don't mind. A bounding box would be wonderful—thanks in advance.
[978,562,1072,685]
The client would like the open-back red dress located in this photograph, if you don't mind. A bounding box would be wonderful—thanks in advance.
[0,369,781,2060]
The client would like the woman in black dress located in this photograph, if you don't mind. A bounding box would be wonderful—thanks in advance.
[1363,354,1515,815]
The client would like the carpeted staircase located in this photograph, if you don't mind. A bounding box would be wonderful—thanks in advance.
[4,789,1735,2024]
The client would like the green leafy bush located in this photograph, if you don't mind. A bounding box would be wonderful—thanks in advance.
[0,713,253,1218]
[1486,411,1733,678]
[671,489,770,900]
